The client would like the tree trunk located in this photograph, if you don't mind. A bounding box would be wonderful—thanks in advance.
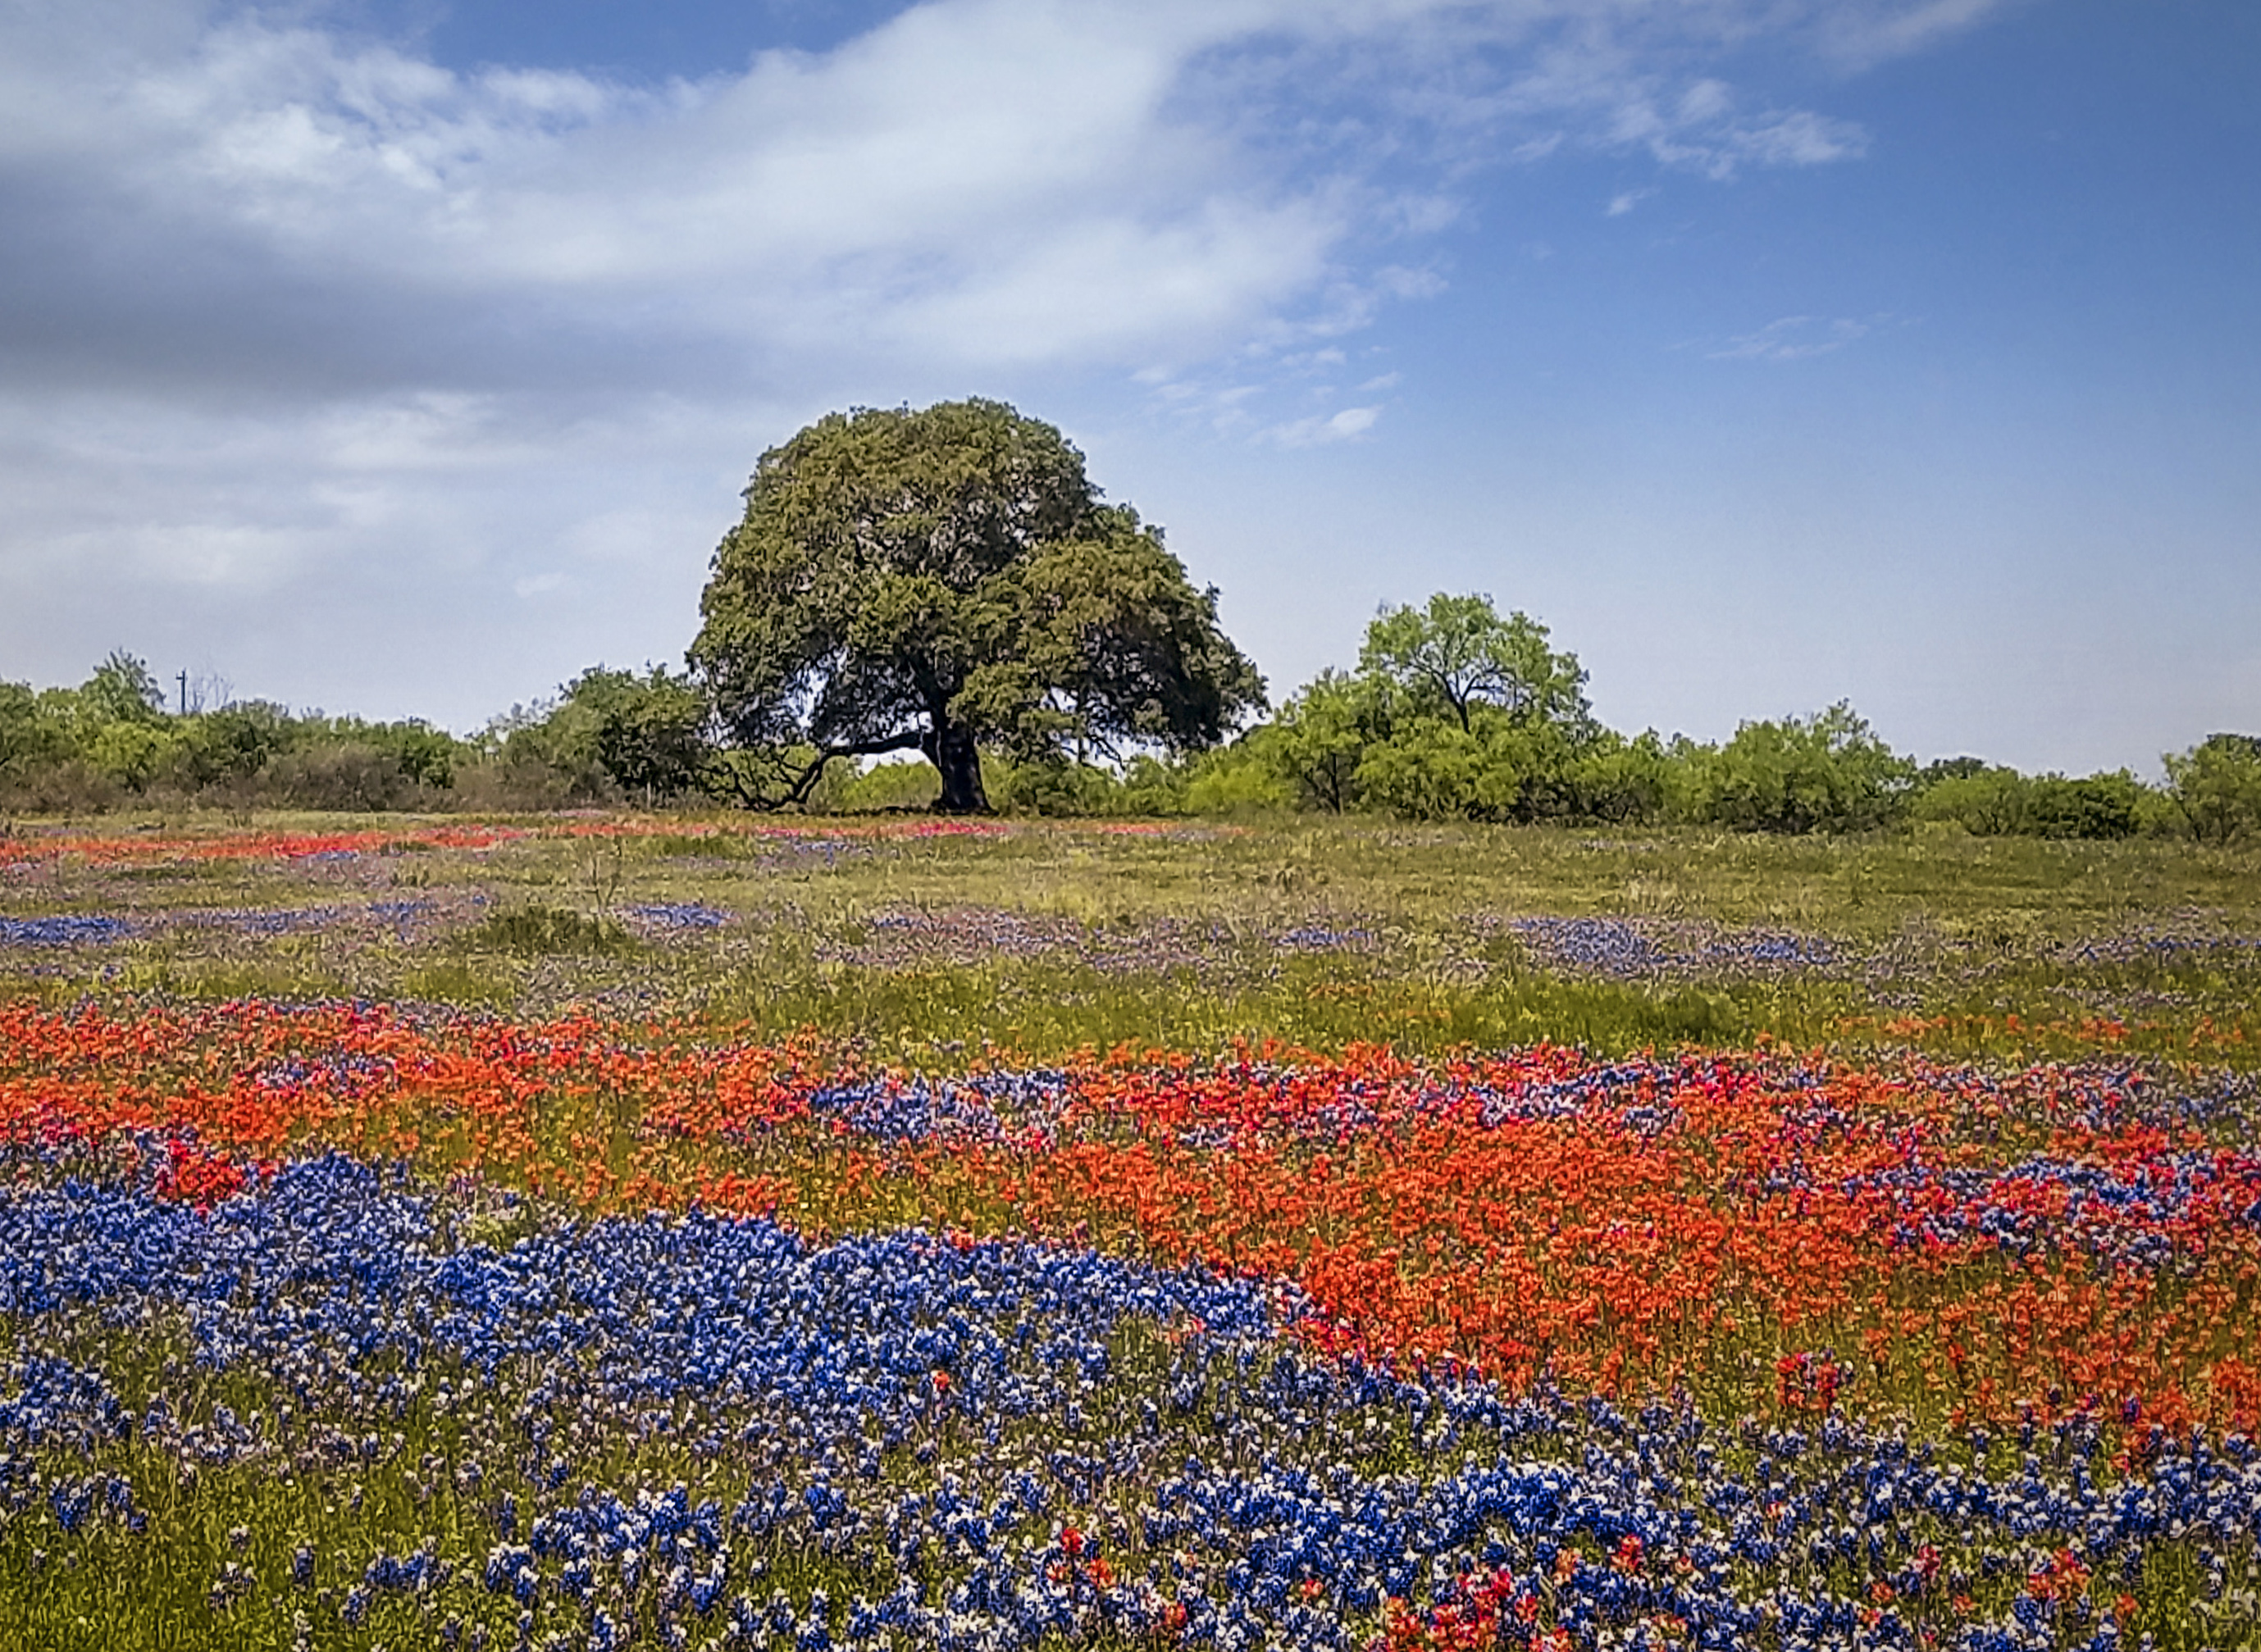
[923,715,989,814]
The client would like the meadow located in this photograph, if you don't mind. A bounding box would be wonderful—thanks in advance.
[3,811,2260,1650]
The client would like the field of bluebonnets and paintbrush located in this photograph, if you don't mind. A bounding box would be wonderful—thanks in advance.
[5,812,2261,1652]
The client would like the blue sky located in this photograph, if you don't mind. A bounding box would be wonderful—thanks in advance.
[1,0,2253,773]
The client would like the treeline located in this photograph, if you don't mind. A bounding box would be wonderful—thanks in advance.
[0,655,963,815]
[9,607,2261,843]
[1076,594,2261,843]
[2,653,504,812]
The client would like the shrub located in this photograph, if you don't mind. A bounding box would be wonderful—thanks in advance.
[465,905,634,956]
[1179,735,1296,816]
[1566,730,1671,825]
[1914,767,2146,840]
[1265,669,1383,813]
[2026,771,2144,840]
[1912,767,2031,835]
[1354,716,1525,822]
[2166,734,2261,843]
[264,744,426,812]
[1680,703,1912,834]
[837,758,943,812]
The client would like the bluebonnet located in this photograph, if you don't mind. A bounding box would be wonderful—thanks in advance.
[627,903,732,932]
[1507,916,1837,980]
[0,914,135,946]
[2,1145,2258,1648]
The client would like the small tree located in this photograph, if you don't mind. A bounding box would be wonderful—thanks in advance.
[1688,703,1913,833]
[1912,766,2031,835]
[1358,594,1592,734]
[2166,734,2261,843]
[1355,714,1528,822]
[1266,669,1385,812]
[1566,729,1672,825]
[0,681,71,787]
[1260,595,1612,823]
[557,667,714,801]
[176,701,295,790]
[691,400,1263,812]
[81,650,167,726]
[2026,771,2144,840]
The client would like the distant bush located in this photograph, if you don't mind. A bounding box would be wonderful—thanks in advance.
[1266,669,1383,813]
[990,762,1128,817]
[2028,771,2145,839]
[838,758,943,812]
[1354,715,1528,822]
[262,745,427,812]
[1177,735,1295,816]
[1911,766,2028,835]
[0,639,2227,844]
[0,650,490,814]
[1567,731,1673,824]
[1677,703,1913,834]
[464,905,634,957]
[2166,734,2261,843]
[1912,766,2144,840]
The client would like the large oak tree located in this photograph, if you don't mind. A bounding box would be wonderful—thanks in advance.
[690,399,1264,812]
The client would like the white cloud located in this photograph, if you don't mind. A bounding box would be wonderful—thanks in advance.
[1732,109,1869,168]
[1813,0,2025,71]
[1707,316,1876,362]
[0,0,2010,719]
[0,0,1979,405]
[1266,405,1382,447]
[1602,82,1869,180]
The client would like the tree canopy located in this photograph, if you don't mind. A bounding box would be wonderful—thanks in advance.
[1358,593,1592,735]
[1263,594,1608,821]
[689,399,1264,812]
[2166,733,2261,843]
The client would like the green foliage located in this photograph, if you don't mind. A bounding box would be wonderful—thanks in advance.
[305,717,463,790]
[480,697,616,806]
[557,666,714,799]
[1260,596,1616,825]
[1913,764,2147,840]
[1680,703,1915,833]
[86,719,182,791]
[1266,668,1385,812]
[836,758,943,812]
[0,680,74,782]
[0,656,487,809]
[2043,772,2147,840]
[1567,729,1673,824]
[173,701,294,789]
[1917,755,1990,789]
[1358,592,1593,734]
[690,398,1264,813]
[988,758,1132,816]
[2166,733,2261,844]
[80,649,166,726]
[1177,733,1297,816]
[1353,712,1528,821]
[464,904,635,957]
[1912,765,2030,835]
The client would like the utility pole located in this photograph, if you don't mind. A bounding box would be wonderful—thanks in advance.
[177,671,189,717]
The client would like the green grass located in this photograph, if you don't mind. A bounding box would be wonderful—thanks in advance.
[4,811,2260,1649]
[462,904,638,958]
[2,812,2258,1065]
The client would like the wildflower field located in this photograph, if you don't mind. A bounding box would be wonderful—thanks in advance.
[3,815,2261,1650]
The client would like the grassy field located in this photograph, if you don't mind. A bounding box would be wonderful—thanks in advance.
[6,812,2258,1063]
[3,811,2259,1650]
